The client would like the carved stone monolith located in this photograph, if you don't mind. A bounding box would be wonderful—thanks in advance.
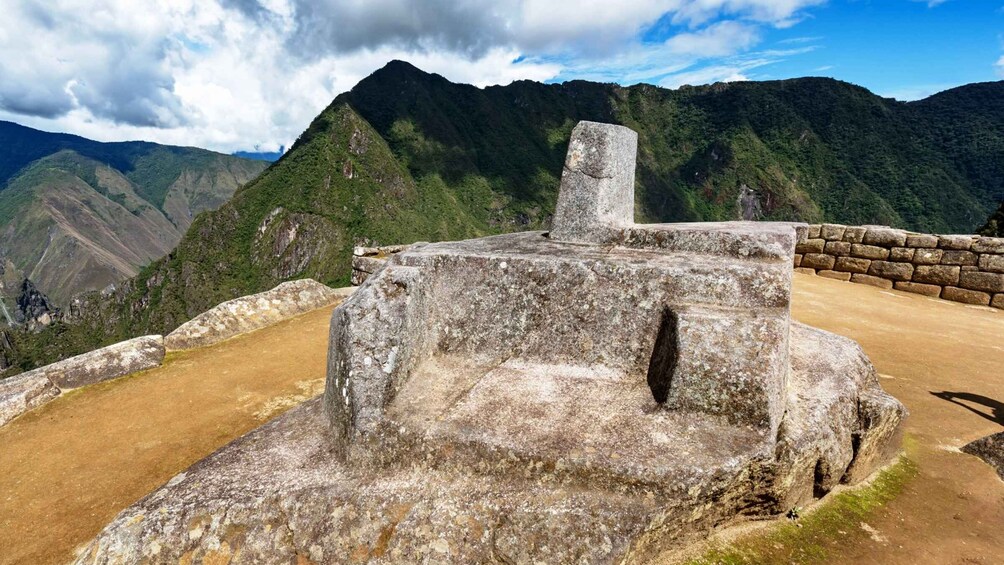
[77,122,906,565]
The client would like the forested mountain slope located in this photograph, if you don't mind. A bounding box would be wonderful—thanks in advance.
[0,122,267,306]
[5,61,1002,373]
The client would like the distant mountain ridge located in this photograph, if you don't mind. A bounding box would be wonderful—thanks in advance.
[4,61,1003,374]
[0,122,267,306]
[232,148,285,162]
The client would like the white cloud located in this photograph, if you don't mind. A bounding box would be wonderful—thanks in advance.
[658,56,779,88]
[996,55,1004,78]
[664,21,759,57]
[0,0,825,153]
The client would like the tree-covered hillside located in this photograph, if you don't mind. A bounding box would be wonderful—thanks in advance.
[5,62,1003,374]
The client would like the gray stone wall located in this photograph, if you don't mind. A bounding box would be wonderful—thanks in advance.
[795,224,1004,309]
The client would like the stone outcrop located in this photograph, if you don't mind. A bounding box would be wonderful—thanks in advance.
[78,121,905,564]
[2,280,351,426]
[165,279,350,350]
[351,245,412,285]
[24,335,165,390]
[0,370,60,426]
[0,335,165,426]
[962,432,1004,480]
[795,224,1004,309]
[13,278,59,331]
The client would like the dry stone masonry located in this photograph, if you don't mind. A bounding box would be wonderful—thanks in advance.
[795,224,1004,309]
[77,122,906,564]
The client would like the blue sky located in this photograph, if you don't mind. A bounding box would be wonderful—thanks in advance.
[749,0,1004,99]
[543,0,1004,99]
[0,0,1001,153]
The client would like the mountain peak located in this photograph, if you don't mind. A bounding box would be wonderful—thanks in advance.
[381,59,426,74]
[356,60,446,90]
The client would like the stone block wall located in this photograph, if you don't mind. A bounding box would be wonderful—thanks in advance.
[795,224,1004,309]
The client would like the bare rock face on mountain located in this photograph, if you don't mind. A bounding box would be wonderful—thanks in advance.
[77,122,906,564]
[14,279,59,332]
[0,329,16,375]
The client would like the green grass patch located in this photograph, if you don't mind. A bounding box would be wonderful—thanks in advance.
[685,455,919,565]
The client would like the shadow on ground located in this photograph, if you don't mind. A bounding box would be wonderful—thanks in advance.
[930,391,1004,427]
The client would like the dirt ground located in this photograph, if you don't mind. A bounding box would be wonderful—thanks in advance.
[0,304,338,565]
[0,274,1002,564]
[782,273,1004,564]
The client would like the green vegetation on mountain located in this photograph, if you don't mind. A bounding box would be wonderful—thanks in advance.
[4,62,1003,373]
[0,122,266,307]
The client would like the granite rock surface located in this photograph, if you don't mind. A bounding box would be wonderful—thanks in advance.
[20,335,164,390]
[0,370,59,426]
[165,279,350,350]
[962,432,1004,480]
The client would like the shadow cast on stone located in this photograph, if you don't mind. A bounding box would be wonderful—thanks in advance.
[930,391,1004,427]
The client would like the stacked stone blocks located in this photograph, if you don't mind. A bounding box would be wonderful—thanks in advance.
[795,224,1004,309]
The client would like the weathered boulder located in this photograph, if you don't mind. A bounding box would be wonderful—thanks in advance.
[23,335,165,390]
[79,122,905,564]
[962,432,1004,480]
[0,370,59,426]
[165,279,350,350]
[74,324,906,564]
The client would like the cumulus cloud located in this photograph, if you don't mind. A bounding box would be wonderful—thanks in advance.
[0,0,185,127]
[664,21,760,56]
[996,55,1004,78]
[0,0,824,152]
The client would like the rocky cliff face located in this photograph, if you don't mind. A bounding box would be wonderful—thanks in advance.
[0,330,14,375]
[14,279,58,332]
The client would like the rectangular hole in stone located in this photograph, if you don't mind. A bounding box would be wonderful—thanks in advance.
[646,307,679,404]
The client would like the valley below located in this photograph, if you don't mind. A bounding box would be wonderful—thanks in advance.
[0,122,266,310]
